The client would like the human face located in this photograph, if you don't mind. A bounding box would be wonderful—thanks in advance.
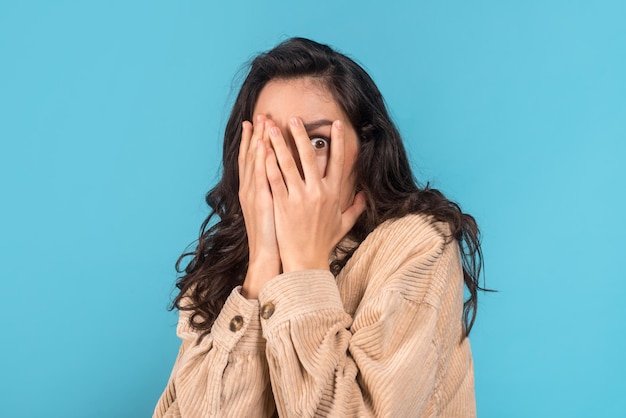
[252,77,359,211]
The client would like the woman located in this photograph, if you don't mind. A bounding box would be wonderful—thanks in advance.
[154,37,483,418]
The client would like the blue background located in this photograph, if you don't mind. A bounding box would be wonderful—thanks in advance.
[1,1,624,417]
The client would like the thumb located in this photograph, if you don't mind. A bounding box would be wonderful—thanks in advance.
[339,192,367,236]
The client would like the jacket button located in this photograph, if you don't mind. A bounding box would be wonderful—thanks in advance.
[260,302,275,320]
[229,315,244,332]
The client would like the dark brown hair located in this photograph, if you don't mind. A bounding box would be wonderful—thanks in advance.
[172,37,485,336]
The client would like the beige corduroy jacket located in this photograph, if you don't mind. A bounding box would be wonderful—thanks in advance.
[154,214,476,417]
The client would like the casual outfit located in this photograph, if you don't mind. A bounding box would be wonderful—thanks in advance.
[154,213,476,417]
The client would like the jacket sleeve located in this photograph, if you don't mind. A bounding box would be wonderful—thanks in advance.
[256,234,465,417]
[153,287,275,418]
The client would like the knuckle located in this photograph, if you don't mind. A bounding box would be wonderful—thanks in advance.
[266,170,281,184]
[282,158,297,172]
[307,187,323,202]
[300,152,315,164]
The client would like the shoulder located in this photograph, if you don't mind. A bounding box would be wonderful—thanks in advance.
[340,213,462,307]
[363,213,452,266]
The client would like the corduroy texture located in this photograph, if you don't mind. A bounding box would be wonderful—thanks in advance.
[154,214,476,417]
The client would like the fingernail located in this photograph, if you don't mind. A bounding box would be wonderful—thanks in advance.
[335,120,343,129]
[270,127,279,137]
[290,117,300,126]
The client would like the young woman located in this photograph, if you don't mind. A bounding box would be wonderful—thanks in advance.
[154,37,483,418]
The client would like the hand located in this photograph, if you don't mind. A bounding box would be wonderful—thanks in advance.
[238,115,281,298]
[265,117,366,273]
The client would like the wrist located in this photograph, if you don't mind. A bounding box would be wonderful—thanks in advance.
[242,258,281,299]
[281,256,329,274]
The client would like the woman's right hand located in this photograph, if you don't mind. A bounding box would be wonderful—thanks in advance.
[238,115,281,299]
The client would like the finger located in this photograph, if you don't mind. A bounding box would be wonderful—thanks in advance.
[338,191,367,237]
[267,125,302,189]
[250,114,266,154]
[288,117,319,182]
[262,118,275,148]
[265,146,289,199]
[242,115,266,186]
[239,120,253,182]
[254,139,270,194]
[326,120,345,185]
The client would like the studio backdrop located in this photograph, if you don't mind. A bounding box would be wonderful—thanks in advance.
[1,1,624,417]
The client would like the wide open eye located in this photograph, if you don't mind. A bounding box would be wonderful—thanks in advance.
[310,137,330,177]
[310,137,329,150]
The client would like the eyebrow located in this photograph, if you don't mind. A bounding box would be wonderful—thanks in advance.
[303,119,333,131]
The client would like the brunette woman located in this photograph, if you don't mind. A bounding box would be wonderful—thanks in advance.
[154,37,483,418]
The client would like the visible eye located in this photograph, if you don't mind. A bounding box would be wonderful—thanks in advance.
[310,137,330,177]
[310,137,329,150]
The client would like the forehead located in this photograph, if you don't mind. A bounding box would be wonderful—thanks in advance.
[253,78,345,121]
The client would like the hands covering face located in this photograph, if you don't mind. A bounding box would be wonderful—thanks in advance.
[238,114,366,299]
[238,115,281,298]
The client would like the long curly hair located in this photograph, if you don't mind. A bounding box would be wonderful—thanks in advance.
[172,37,485,336]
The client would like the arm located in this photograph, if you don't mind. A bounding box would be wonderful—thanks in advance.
[256,235,463,417]
[153,287,275,418]
[154,115,283,417]
[260,116,474,416]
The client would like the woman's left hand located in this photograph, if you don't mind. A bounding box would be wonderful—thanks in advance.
[265,117,366,273]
